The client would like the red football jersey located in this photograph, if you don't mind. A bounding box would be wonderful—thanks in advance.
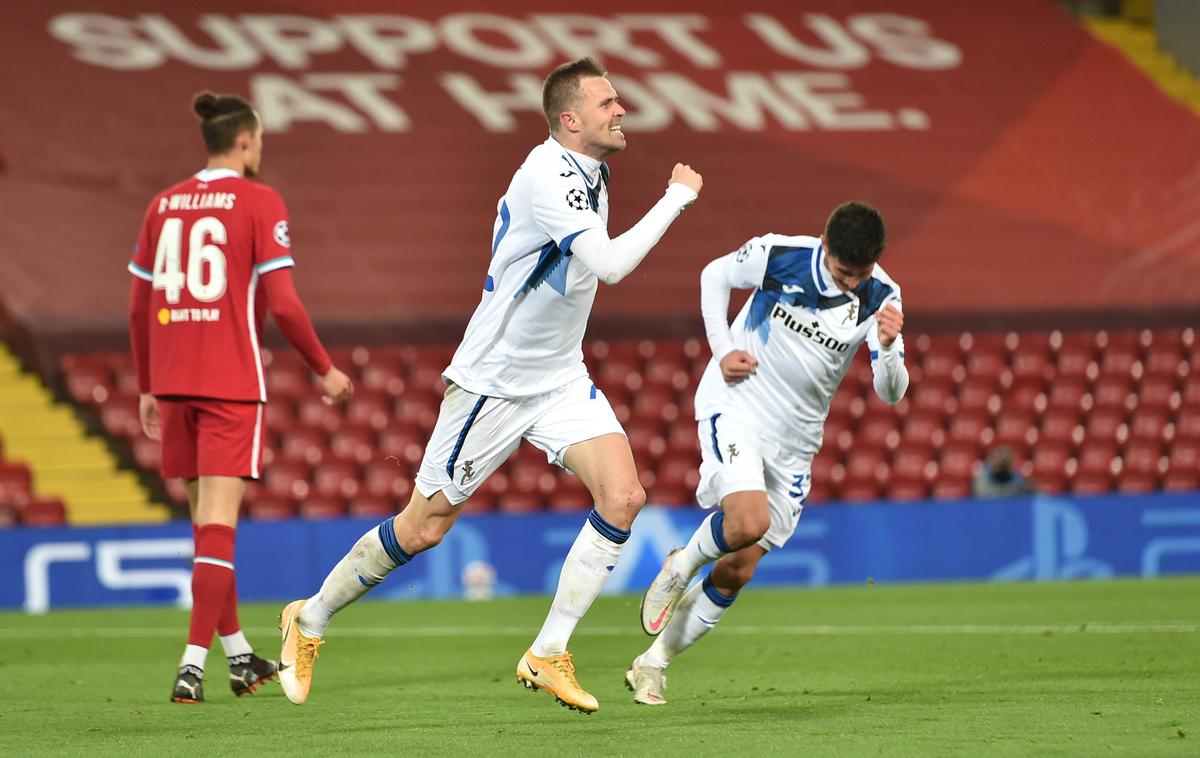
[129,168,295,402]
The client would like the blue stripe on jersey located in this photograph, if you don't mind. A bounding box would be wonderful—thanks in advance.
[870,350,879,360]
[589,383,597,399]
[127,261,152,281]
[515,226,587,298]
[491,200,511,257]
[854,280,895,325]
[484,275,495,292]
[814,243,828,290]
[445,395,488,478]
[709,413,723,462]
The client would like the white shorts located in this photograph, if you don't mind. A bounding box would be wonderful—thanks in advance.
[416,376,624,505]
[695,413,812,552]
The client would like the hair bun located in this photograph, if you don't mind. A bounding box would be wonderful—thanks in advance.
[192,92,221,121]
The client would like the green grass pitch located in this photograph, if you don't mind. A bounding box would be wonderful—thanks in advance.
[1,577,1196,757]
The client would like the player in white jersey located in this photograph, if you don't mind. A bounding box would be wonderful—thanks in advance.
[626,201,908,705]
[276,57,703,714]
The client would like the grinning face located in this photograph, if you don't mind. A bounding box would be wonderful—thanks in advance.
[823,249,875,293]
[568,76,626,160]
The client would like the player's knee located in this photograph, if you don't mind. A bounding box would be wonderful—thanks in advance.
[595,484,645,528]
[723,508,770,549]
[410,523,448,553]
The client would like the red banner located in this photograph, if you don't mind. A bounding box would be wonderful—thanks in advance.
[1,1,1197,331]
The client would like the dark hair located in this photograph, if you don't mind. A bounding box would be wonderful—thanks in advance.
[192,91,259,154]
[542,57,607,132]
[824,201,886,267]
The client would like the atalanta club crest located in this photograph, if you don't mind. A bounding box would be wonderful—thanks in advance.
[273,220,291,248]
[565,188,588,211]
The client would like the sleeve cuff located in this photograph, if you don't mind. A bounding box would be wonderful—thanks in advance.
[127,261,153,282]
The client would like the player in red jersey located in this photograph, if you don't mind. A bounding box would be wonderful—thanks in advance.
[127,91,353,704]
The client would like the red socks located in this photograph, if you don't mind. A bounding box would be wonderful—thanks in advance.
[192,524,241,637]
[188,524,237,648]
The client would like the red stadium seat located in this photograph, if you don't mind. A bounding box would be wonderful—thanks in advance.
[948,411,993,447]
[1010,336,1052,383]
[348,496,396,519]
[1054,338,1097,380]
[1163,471,1200,492]
[888,479,930,501]
[64,363,113,405]
[829,388,865,420]
[1002,380,1046,413]
[498,491,544,513]
[329,424,377,464]
[1046,378,1090,412]
[844,447,889,489]
[892,446,934,482]
[899,412,946,448]
[1137,377,1179,412]
[992,410,1036,448]
[810,454,840,487]
[1167,440,1200,474]
[1184,379,1200,410]
[1031,443,1072,483]
[20,498,67,526]
[965,348,1008,381]
[1143,344,1185,379]
[263,460,310,499]
[1084,410,1128,443]
[299,497,348,520]
[99,396,142,439]
[1127,409,1171,443]
[297,396,342,432]
[1118,473,1159,493]
[632,386,680,424]
[130,436,162,472]
[1121,440,1162,476]
[910,380,956,416]
[546,489,595,512]
[857,414,899,449]
[1039,409,1081,445]
[0,503,18,528]
[0,462,33,505]
[264,362,311,399]
[362,460,413,499]
[1090,376,1135,413]
[938,442,979,479]
[957,378,998,415]
[245,496,297,521]
[930,475,971,500]
[656,452,699,491]
[646,486,693,508]
[313,459,361,499]
[279,426,329,465]
[1071,472,1112,495]
[393,391,439,432]
[1076,441,1119,477]
[345,390,392,429]
[840,480,882,502]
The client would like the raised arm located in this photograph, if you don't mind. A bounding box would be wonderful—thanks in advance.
[569,164,701,285]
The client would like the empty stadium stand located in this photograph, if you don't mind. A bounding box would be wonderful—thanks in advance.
[40,326,1198,523]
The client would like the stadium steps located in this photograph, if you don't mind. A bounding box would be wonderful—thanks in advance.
[0,343,167,525]
[1084,14,1200,118]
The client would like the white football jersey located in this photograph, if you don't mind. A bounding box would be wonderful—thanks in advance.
[694,234,906,457]
[444,137,610,398]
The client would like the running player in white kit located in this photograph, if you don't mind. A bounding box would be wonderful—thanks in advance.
[276,57,703,714]
[627,201,908,705]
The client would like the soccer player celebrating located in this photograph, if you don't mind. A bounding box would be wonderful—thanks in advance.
[628,201,908,705]
[128,92,353,704]
[277,57,702,714]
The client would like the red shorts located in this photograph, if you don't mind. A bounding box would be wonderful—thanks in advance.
[158,397,265,480]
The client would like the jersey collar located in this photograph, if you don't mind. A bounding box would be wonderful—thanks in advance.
[814,244,845,297]
[193,168,241,183]
[550,137,605,189]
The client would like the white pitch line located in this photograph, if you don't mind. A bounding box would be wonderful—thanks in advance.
[0,623,1196,640]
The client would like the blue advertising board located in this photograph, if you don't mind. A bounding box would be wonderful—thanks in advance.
[1,493,1199,612]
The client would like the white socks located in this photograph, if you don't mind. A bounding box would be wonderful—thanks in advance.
[531,509,629,657]
[642,574,737,669]
[298,516,408,638]
[219,631,253,659]
[674,510,734,579]
[180,644,208,671]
